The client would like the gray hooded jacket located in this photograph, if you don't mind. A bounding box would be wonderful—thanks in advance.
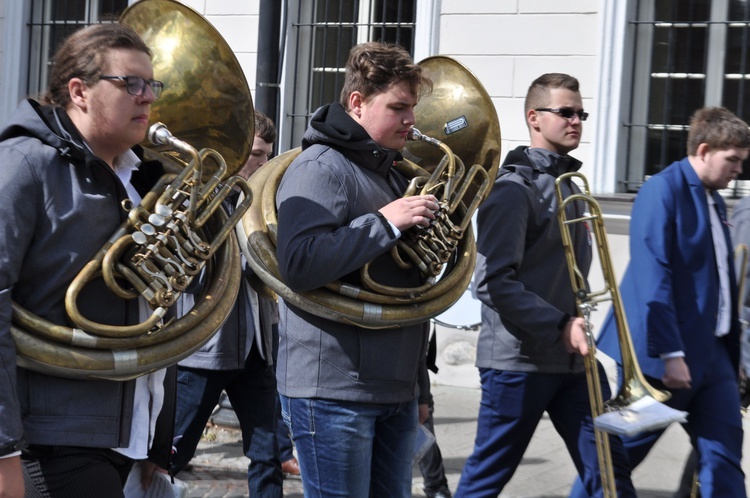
[0,100,166,456]
[274,103,428,403]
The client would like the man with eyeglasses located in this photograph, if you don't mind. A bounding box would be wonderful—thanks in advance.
[0,23,173,498]
[454,73,636,497]
[98,75,164,100]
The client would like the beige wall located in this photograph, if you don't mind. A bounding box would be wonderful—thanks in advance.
[176,1,602,178]
[436,1,600,179]
[177,0,261,103]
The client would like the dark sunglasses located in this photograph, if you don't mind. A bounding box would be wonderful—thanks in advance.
[535,107,589,121]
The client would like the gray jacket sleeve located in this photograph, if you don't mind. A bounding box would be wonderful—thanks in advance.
[731,197,750,375]
[0,145,36,455]
[276,157,398,292]
[732,197,750,310]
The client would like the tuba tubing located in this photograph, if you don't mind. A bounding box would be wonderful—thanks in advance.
[12,214,241,380]
[240,148,477,328]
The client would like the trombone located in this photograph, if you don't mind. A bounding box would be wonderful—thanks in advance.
[555,171,671,497]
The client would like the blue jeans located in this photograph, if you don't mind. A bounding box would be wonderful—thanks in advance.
[279,395,418,497]
[172,345,283,498]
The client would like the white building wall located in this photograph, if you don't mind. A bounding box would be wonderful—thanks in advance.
[175,0,261,104]
[437,0,600,179]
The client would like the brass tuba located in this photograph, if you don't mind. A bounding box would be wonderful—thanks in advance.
[555,171,671,497]
[239,56,501,328]
[10,0,254,380]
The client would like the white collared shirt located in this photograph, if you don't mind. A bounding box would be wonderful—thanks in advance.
[112,149,167,460]
[707,190,731,337]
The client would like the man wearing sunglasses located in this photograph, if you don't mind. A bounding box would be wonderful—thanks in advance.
[455,73,635,497]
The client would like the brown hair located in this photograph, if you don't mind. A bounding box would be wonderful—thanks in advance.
[44,23,151,108]
[254,109,277,144]
[686,107,750,155]
[339,41,432,110]
[524,73,580,113]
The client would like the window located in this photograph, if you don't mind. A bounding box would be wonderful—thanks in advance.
[625,0,750,196]
[283,0,416,150]
[27,0,129,99]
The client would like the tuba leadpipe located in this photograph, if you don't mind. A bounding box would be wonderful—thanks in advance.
[555,171,671,497]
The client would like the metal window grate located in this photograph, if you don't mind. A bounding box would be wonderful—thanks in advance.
[625,0,750,196]
[285,0,416,149]
[26,0,128,101]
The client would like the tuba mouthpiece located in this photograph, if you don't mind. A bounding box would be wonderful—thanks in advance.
[407,127,423,141]
[148,122,173,146]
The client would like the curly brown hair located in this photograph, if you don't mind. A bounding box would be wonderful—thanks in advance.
[687,107,750,156]
[339,41,432,110]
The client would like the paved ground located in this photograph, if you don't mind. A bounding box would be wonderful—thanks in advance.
[174,382,750,497]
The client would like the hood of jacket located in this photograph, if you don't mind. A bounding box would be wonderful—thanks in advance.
[501,145,582,179]
[302,103,402,178]
[0,99,90,162]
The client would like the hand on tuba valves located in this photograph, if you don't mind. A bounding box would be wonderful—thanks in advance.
[360,127,492,298]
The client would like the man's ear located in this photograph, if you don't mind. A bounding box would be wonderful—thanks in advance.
[68,78,88,111]
[527,108,540,131]
[696,142,711,161]
[348,91,364,118]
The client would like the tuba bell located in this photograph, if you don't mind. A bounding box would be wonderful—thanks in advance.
[239,56,501,328]
[10,0,255,380]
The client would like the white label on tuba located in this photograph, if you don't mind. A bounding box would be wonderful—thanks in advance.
[113,350,140,372]
[444,116,468,135]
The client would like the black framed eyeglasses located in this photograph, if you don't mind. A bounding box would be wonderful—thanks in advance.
[535,107,588,121]
[98,75,164,100]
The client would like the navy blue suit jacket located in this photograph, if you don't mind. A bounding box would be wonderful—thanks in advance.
[599,157,740,385]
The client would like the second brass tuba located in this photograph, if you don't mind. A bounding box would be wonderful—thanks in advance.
[239,56,501,328]
[10,0,255,380]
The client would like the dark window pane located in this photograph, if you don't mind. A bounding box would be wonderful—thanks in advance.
[651,26,706,74]
[725,25,750,74]
[312,71,342,109]
[729,0,750,19]
[654,0,709,22]
[98,0,127,20]
[288,0,417,148]
[723,79,750,118]
[648,77,705,125]
[645,128,687,177]
[371,0,415,50]
[51,0,85,20]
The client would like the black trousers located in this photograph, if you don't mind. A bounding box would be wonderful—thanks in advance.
[22,445,133,498]
[419,402,450,493]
